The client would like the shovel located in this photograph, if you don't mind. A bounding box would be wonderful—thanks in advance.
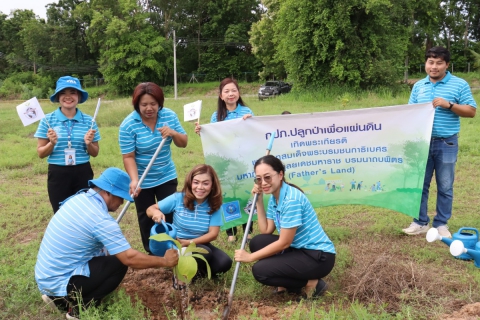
[222,132,276,320]
[116,138,167,223]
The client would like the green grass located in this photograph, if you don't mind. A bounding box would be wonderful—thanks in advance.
[1,84,480,319]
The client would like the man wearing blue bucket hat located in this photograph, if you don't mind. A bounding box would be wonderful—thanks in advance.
[35,167,179,319]
[34,76,101,213]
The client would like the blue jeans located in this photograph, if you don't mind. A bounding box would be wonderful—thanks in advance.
[414,134,458,227]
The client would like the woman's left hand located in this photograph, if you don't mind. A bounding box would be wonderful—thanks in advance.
[234,249,253,263]
[242,114,252,120]
[157,126,175,139]
[177,238,192,247]
[84,129,96,146]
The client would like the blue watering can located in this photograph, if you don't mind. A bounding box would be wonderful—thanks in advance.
[149,220,177,257]
[426,227,479,261]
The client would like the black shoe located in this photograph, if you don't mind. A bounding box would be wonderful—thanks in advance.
[296,279,328,301]
[312,279,328,297]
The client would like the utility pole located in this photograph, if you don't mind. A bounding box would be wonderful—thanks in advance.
[173,30,178,100]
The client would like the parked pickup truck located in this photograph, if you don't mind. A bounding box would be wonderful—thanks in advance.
[258,81,292,100]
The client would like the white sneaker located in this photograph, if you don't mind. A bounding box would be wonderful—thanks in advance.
[402,222,429,235]
[436,225,452,238]
[41,294,57,312]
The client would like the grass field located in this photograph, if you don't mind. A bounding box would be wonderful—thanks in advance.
[1,79,480,319]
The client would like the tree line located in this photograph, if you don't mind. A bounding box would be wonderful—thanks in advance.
[0,0,479,98]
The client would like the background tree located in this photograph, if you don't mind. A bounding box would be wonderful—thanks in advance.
[90,0,172,94]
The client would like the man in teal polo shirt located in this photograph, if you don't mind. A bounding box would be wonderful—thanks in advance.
[36,168,178,319]
[402,46,477,238]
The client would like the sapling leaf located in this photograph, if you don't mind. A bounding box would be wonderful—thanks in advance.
[191,254,211,279]
[150,234,212,283]
[149,233,180,250]
[177,255,197,283]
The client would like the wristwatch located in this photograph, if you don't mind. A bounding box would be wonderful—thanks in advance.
[448,102,454,110]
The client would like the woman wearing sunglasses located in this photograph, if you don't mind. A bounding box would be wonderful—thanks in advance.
[234,155,335,298]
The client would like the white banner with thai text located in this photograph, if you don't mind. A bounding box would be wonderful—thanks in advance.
[200,103,434,230]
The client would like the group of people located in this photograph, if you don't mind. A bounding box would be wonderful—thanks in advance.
[34,76,335,319]
[33,45,476,319]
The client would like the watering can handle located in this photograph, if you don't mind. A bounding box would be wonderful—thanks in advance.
[458,227,479,239]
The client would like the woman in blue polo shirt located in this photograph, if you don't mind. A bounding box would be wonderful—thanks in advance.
[34,76,100,213]
[147,164,232,280]
[195,78,254,242]
[119,82,187,254]
[234,155,335,298]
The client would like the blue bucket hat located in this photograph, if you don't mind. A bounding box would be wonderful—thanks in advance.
[50,76,89,104]
[88,168,134,202]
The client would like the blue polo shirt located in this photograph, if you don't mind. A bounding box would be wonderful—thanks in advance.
[35,189,131,297]
[34,108,101,165]
[158,192,223,239]
[119,108,186,188]
[409,71,477,138]
[210,104,254,123]
[266,182,335,253]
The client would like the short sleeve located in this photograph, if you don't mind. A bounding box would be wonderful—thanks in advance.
[209,208,223,226]
[34,118,50,139]
[158,193,181,214]
[119,119,136,154]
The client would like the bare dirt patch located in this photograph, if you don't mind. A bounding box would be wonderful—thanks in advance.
[121,268,309,319]
[441,302,480,320]
[122,233,480,319]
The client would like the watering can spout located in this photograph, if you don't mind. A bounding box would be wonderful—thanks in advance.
[450,240,480,268]
[426,228,453,246]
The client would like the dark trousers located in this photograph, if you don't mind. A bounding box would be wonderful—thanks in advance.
[48,162,93,213]
[134,179,177,253]
[195,242,232,277]
[50,255,128,314]
[225,223,253,237]
[249,234,335,290]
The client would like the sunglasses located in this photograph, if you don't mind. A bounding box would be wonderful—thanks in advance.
[254,173,278,185]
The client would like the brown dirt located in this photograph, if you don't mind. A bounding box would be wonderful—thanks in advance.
[121,267,302,319]
[440,302,480,320]
[121,233,480,319]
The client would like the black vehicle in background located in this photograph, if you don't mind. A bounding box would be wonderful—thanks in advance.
[258,81,292,100]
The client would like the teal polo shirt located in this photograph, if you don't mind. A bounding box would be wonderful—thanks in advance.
[118,108,186,188]
[159,192,223,239]
[34,108,101,165]
[409,71,477,138]
[35,189,131,297]
[210,104,254,123]
[266,182,335,253]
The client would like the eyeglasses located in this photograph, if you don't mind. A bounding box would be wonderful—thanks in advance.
[254,173,278,185]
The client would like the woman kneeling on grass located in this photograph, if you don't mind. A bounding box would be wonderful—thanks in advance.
[234,155,335,298]
[147,164,232,283]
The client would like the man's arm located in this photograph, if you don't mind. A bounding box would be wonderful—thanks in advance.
[115,248,178,269]
[432,97,476,118]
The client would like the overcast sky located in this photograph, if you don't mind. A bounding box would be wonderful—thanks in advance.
[0,0,56,20]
